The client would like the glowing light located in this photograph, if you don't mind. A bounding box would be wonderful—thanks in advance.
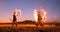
[14,9,21,16]
[33,9,38,23]
[41,9,47,23]
[33,9,47,23]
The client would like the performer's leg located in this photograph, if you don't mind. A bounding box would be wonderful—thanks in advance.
[16,22,17,27]
[12,22,14,27]
[15,21,17,27]
[40,21,43,27]
[35,22,38,27]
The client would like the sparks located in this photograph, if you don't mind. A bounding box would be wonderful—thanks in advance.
[14,9,21,16]
[41,9,47,23]
[33,9,38,23]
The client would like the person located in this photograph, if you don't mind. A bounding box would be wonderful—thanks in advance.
[37,11,43,27]
[13,12,17,27]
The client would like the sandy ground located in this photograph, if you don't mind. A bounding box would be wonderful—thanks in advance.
[0,23,60,32]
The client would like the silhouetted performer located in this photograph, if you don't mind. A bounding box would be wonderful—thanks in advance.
[38,11,43,26]
[13,12,17,27]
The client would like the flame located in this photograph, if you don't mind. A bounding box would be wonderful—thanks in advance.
[14,9,21,16]
[33,9,38,23]
[41,9,47,23]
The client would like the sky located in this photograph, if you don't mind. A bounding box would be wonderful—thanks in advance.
[0,0,60,23]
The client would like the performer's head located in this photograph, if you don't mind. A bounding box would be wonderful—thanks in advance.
[38,11,41,16]
[13,11,16,16]
[38,11,42,20]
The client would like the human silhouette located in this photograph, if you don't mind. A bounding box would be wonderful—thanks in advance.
[13,11,17,27]
[37,11,43,27]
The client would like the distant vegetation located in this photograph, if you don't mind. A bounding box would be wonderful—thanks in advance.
[18,20,36,24]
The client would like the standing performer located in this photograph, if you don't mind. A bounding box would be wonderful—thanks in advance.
[13,11,17,27]
[37,11,43,26]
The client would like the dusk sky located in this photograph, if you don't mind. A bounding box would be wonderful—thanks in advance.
[0,0,60,23]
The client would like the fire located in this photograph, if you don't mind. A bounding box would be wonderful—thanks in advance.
[41,9,47,23]
[14,9,21,16]
[33,9,47,23]
[33,9,38,23]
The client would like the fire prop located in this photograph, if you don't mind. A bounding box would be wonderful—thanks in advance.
[33,9,47,23]
[33,9,38,23]
[14,9,21,16]
[41,9,47,23]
